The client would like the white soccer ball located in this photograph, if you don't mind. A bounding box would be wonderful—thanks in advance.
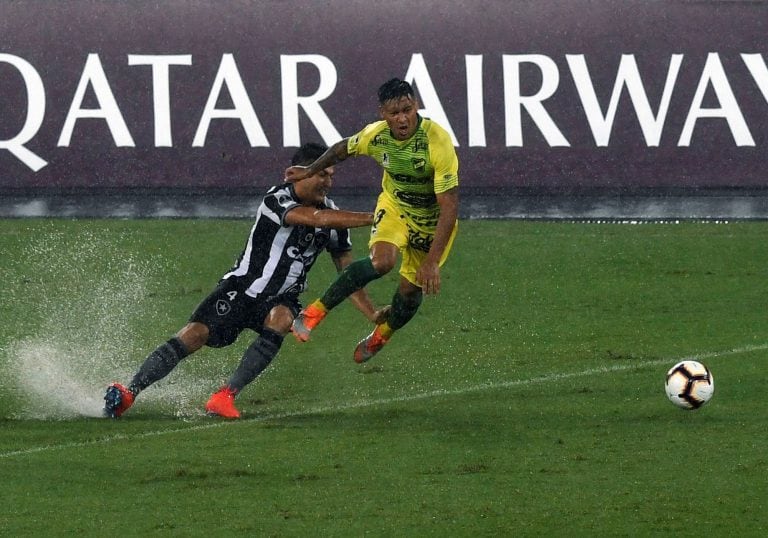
[664,360,714,410]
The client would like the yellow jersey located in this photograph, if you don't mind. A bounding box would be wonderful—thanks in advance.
[347,116,459,223]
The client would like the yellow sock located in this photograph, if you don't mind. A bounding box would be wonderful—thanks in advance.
[377,322,394,340]
[310,299,328,313]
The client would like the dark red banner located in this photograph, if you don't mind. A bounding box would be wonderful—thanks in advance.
[1,0,767,194]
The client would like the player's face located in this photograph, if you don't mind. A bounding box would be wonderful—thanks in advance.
[380,96,419,140]
[303,166,334,204]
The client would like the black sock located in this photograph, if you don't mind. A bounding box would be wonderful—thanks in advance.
[129,337,190,395]
[388,290,423,330]
[227,329,284,393]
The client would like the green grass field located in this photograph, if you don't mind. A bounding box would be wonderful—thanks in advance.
[0,218,766,536]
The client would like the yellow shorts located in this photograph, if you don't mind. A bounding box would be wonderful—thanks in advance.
[368,193,458,286]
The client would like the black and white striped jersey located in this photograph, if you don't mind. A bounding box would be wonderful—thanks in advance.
[222,183,352,298]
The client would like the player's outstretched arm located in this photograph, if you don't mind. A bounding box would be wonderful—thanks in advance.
[285,139,350,182]
[285,206,373,229]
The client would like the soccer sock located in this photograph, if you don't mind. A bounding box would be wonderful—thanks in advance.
[129,337,190,395]
[227,328,284,393]
[319,257,382,310]
[307,299,328,315]
[386,290,423,331]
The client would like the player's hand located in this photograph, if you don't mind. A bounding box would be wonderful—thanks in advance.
[371,305,391,324]
[416,260,441,295]
[284,165,311,183]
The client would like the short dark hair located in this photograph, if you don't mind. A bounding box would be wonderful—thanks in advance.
[291,142,328,166]
[377,78,414,104]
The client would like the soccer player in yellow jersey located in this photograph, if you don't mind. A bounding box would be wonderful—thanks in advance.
[285,78,459,362]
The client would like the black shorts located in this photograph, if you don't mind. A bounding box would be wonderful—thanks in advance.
[189,277,301,348]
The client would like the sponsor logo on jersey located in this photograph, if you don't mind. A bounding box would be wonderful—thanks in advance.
[412,138,428,153]
[411,157,426,172]
[394,190,437,207]
[393,173,429,185]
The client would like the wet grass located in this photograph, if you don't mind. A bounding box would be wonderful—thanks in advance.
[0,219,766,536]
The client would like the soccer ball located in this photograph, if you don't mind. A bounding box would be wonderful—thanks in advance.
[664,360,714,410]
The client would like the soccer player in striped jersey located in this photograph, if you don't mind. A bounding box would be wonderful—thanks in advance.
[285,78,459,363]
[104,143,387,419]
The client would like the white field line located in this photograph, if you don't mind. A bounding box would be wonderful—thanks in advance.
[1,343,765,460]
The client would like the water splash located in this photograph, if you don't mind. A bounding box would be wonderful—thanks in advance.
[7,340,108,418]
[0,223,207,420]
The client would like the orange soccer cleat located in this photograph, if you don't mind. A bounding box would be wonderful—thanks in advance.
[205,386,241,419]
[103,383,135,418]
[291,303,327,342]
[353,325,390,364]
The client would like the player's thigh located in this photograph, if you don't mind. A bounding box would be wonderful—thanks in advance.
[188,278,251,347]
[368,193,408,251]
[399,221,458,285]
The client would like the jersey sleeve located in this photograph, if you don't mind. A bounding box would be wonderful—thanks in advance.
[427,122,460,194]
[262,186,300,226]
[327,228,352,254]
[347,121,387,157]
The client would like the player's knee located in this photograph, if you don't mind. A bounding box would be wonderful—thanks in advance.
[263,305,294,336]
[177,322,210,352]
[370,242,398,275]
[370,253,396,275]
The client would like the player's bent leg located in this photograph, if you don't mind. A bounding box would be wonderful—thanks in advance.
[227,328,283,392]
[324,253,390,307]
[208,315,286,418]
[128,335,192,395]
[104,333,195,418]
[293,252,390,342]
[352,279,423,363]
[388,280,423,331]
